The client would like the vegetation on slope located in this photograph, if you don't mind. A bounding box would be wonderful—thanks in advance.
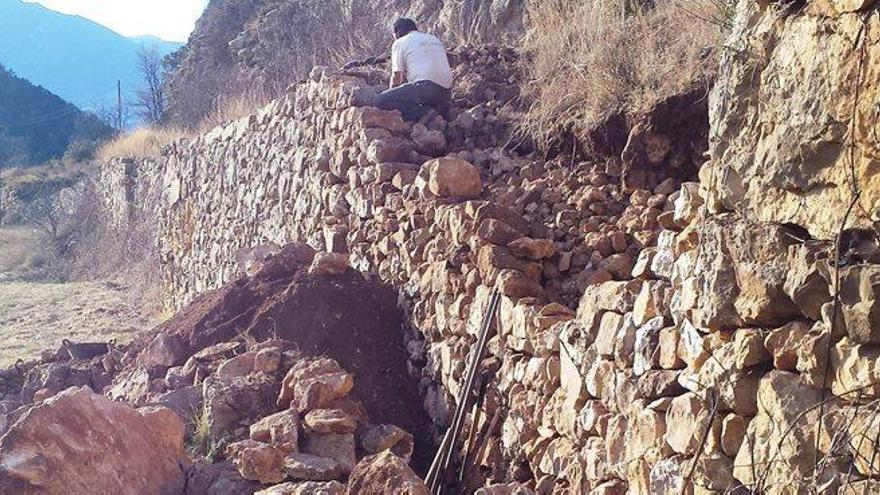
[0,63,113,167]
[519,0,726,151]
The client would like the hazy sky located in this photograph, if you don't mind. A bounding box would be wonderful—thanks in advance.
[26,0,208,42]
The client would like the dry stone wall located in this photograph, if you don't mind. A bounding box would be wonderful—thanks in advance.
[101,3,880,491]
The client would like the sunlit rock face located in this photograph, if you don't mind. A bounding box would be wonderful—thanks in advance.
[705,0,880,239]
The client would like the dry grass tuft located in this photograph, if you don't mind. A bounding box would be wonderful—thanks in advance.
[96,127,191,161]
[197,90,271,133]
[97,91,270,162]
[519,0,726,149]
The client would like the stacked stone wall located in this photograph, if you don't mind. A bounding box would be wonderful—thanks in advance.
[100,3,880,492]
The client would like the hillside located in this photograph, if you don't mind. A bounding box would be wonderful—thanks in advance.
[164,0,527,125]
[0,63,112,167]
[0,0,181,110]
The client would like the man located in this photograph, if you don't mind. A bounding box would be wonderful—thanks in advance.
[375,18,453,122]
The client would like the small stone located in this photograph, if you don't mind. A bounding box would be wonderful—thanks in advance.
[421,157,482,199]
[634,317,665,376]
[256,481,346,495]
[250,409,300,453]
[665,392,715,455]
[304,409,358,434]
[731,329,771,368]
[764,321,811,371]
[359,424,414,462]
[226,439,286,484]
[284,452,344,481]
[507,237,556,260]
[658,326,684,369]
[304,433,357,474]
[254,347,282,374]
[720,414,748,457]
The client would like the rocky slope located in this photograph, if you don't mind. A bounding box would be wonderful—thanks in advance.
[4,0,880,494]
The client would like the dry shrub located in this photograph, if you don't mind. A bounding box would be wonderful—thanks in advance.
[96,127,190,161]
[165,0,391,127]
[65,173,163,313]
[520,0,725,149]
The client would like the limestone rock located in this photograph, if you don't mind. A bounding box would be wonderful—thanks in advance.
[664,392,714,455]
[784,242,831,320]
[284,452,345,481]
[720,413,748,458]
[226,439,286,484]
[309,253,351,275]
[347,451,429,495]
[204,373,276,441]
[634,316,665,376]
[304,433,357,474]
[278,357,354,412]
[422,157,482,199]
[730,328,771,369]
[507,237,556,260]
[358,424,414,462]
[840,265,880,345]
[138,334,188,369]
[256,481,346,495]
[184,460,262,495]
[250,409,301,453]
[694,216,799,329]
[764,321,812,371]
[706,0,880,238]
[733,371,822,489]
[304,408,358,434]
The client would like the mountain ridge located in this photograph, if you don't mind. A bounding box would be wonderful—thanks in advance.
[0,0,182,112]
[0,62,113,167]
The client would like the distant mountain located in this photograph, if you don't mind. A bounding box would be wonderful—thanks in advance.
[129,35,185,56]
[0,63,113,167]
[0,0,182,114]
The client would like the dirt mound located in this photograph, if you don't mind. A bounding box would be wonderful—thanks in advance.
[122,244,434,472]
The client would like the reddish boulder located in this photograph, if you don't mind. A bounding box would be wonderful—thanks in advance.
[0,387,189,495]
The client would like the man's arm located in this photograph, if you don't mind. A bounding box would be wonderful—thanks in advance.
[390,71,406,89]
[390,40,406,89]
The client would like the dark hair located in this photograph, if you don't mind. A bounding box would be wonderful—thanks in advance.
[393,18,417,38]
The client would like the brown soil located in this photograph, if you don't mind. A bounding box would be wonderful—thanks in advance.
[124,245,435,473]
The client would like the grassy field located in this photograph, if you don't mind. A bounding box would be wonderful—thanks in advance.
[0,227,161,366]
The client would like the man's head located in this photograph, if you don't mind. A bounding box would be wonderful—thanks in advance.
[393,18,417,39]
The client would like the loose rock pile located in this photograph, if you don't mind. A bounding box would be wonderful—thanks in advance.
[0,249,433,494]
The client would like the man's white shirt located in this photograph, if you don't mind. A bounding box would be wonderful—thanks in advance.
[391,32,453,89]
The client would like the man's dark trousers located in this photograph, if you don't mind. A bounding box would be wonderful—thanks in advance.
[375,80,450,121]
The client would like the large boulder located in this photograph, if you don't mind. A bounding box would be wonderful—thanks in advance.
[0,387,189,494]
